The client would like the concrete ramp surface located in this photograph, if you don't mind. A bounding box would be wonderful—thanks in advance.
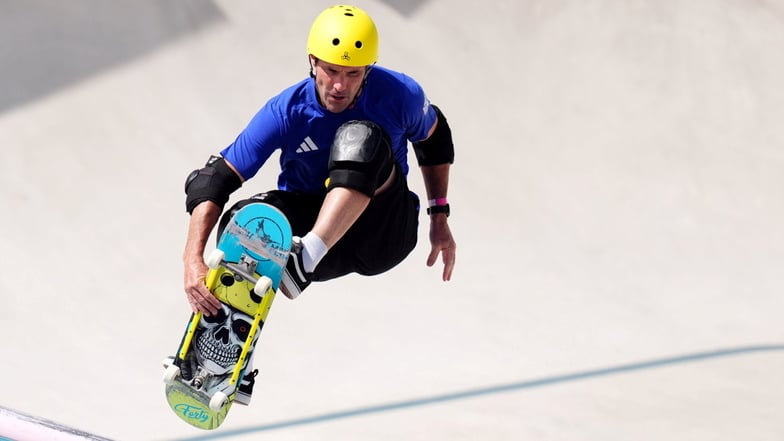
[1,1,783,440]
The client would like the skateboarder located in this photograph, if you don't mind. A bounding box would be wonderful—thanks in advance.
[182,5,457,403]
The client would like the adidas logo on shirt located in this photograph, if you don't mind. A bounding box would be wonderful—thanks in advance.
[296,136,319,153]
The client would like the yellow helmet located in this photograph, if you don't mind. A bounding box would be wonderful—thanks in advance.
[307,5,378,67]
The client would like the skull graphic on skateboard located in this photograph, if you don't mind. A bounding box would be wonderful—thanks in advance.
[163,202,292,430]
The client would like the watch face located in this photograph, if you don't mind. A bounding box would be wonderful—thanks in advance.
[427,204,450,217]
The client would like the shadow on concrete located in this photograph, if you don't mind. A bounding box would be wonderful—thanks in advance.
[0,0,224,114]
[378,0,429,17]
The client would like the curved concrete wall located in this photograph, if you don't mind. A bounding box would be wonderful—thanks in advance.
[2,1,783,440]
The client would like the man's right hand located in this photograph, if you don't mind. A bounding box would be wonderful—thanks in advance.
[184,258,222,316]
[183,201,224,316]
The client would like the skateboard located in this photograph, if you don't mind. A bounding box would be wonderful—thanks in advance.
[163,202,292,430]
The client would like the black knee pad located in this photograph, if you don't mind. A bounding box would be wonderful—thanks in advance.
[327,120,394,197]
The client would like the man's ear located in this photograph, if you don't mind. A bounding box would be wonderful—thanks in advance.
[308,55,318,78]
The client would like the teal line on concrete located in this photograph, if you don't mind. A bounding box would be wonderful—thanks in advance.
[168,344,784,441]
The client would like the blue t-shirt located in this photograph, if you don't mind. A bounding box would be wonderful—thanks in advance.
[220,66,437,194]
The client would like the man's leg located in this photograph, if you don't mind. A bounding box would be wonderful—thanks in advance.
[313,164,419,280]
[281,120,396,298]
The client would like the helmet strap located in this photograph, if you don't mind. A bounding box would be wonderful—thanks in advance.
[347,63,374,109]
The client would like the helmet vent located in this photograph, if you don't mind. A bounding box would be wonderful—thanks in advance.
[332,38,340,46]
[355,41,363,49]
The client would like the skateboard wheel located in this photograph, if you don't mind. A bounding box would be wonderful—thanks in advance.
[209,391,228,411]
[163,364,180,384]
[206,249,225,269]
[254,276,273,296]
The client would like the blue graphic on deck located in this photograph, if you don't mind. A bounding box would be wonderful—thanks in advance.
[218,203,292,289]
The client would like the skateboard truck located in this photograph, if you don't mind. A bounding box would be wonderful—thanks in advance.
[238,254,258,277]
[207,249,261,285]
[192,370,211,389]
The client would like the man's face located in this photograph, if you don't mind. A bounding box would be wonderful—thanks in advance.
[312,58,367,113]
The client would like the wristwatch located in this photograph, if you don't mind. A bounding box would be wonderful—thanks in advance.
[426,203,450,217]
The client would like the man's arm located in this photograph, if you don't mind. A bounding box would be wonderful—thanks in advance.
[182,157,244,315]
[183,201,223,316]
[420,162,456,281]
[413,105,457,281]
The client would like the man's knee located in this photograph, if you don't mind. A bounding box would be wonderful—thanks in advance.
[327,120,394,197]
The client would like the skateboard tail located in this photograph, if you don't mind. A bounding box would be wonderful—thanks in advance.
[165,288,274,430]
[166,383,229,430]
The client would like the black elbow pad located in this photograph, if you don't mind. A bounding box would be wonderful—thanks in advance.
[184,156,242,214]
[412,105,455,166]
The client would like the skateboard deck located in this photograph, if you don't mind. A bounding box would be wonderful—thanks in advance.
[163,202,292,430]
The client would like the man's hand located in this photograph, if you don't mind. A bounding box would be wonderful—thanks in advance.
[184,258,222,316]
[183,201,223,316]
[427,215,456,281]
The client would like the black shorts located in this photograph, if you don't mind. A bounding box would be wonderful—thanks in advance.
[219,166,420,282]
